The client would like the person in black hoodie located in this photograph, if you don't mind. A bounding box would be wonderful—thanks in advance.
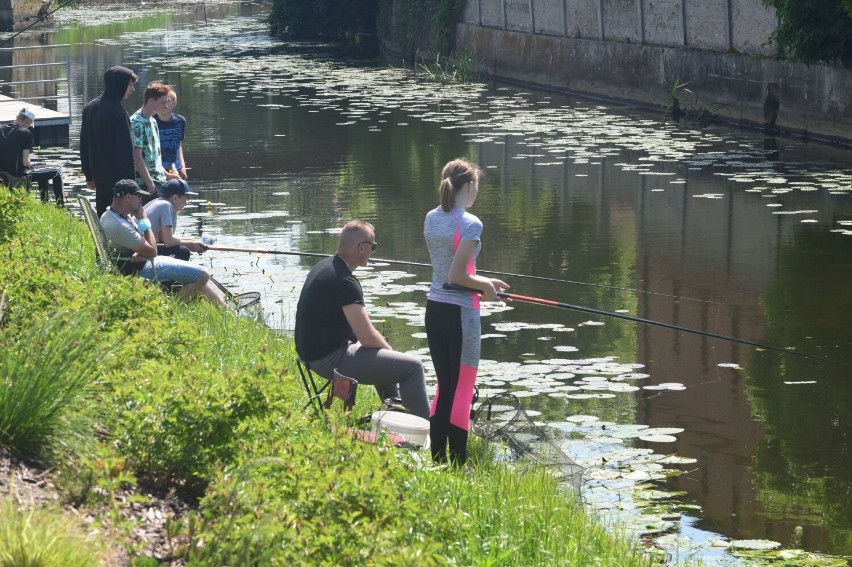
[80,66,139,216]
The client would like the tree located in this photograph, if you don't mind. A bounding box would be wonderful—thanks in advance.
[762,0,852,67]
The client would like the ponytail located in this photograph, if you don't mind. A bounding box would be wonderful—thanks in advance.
[438,157,482,213]
[439,178,455,212]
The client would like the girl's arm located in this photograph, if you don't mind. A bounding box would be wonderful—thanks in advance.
[447,240,508,300]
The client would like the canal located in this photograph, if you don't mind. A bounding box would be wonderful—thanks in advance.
[8,1,852,562]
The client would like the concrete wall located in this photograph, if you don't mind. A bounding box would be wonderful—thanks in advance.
[450,0,852,143]
[464,0,776,55]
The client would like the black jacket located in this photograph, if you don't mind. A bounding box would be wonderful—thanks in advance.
[79,66,136,188]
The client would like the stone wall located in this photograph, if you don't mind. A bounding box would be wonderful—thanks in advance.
[453,0,851,143]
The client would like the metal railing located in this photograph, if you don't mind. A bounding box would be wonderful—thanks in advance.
[0,43,72,120]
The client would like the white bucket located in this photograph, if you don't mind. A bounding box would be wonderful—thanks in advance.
[371,411,430,447]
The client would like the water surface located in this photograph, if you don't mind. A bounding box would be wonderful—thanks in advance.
[10,2,852,562]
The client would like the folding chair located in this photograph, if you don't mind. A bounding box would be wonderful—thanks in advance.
[329,369,358,412]
[296,358,360,420]
[296,358,331,419]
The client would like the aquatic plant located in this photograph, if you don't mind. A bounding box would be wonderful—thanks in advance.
[416,45,482,84]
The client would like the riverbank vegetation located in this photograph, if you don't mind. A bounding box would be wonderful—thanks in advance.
[268,0,466,58]
[762,0,852,66]
[0,189,651,564]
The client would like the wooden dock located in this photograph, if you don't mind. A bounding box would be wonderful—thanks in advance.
[0,94,69,147]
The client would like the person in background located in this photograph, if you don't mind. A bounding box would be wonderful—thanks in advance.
[294,220,430,419]
[423,158,509,466]
[80,65,138,216]
[100,179,225,306]
[143,178,207,261]
[155,86,188,180]
[0,108,64,204]
[130,81,179,201]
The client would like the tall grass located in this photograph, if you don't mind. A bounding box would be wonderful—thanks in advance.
[0,498,101,566]
[0,312,106,462]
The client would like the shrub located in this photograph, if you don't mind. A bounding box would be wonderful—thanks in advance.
[763,0,852,66]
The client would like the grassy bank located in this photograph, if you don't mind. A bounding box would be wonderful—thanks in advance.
[0,190,650,565]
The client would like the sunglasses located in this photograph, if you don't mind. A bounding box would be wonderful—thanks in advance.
[359,240,378,252]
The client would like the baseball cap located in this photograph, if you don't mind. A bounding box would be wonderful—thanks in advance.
[161,178,198,197]
[113,179,148,197]
[20,107,35,124]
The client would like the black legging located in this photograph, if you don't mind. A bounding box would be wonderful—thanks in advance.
[29,167,64,204]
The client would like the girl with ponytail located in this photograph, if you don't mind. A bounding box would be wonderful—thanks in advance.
[423,158,509,465]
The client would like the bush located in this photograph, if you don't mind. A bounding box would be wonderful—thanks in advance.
[763,0,852,66]
[187,422,456,565]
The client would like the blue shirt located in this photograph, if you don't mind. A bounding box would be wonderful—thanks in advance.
[154,113,186,170]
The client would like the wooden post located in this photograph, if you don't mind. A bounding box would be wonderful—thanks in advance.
[637,0,645,44]
[598,0,605,40]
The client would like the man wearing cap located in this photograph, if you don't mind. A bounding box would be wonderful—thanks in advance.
[0,108,64,204]
[143,178,207,261]
[100,179,225,306]
[81,66,139,216]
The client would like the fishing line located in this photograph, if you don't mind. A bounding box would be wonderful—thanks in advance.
[206,244,719,305]
[442,283,849,367]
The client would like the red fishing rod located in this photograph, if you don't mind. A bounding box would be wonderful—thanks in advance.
[442,283,844,365]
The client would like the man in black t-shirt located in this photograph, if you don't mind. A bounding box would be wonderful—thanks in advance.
[0,108,64,204]
[295,220,430,419]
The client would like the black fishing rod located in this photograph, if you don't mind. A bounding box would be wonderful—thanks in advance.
[442,283,846,366]
[206,244,714,303]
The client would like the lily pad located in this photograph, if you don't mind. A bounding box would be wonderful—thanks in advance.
[729,539,781,551]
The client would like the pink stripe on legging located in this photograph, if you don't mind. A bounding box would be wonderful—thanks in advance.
[450,364,477,431]
[430,385,440,417]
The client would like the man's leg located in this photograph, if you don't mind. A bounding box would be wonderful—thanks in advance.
[29,170,47,201]
[141,256,223,307]
[95,182,113,217]
[335,345,430,419]
[157,243,191,261]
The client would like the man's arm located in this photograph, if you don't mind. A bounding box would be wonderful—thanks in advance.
[131,235,158,258]
[342,303,392,350]
[133,147,156,197]
[177,143,187,180]
[21,149,30,168]
[131,201,157,258]
[157,225,205,252]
